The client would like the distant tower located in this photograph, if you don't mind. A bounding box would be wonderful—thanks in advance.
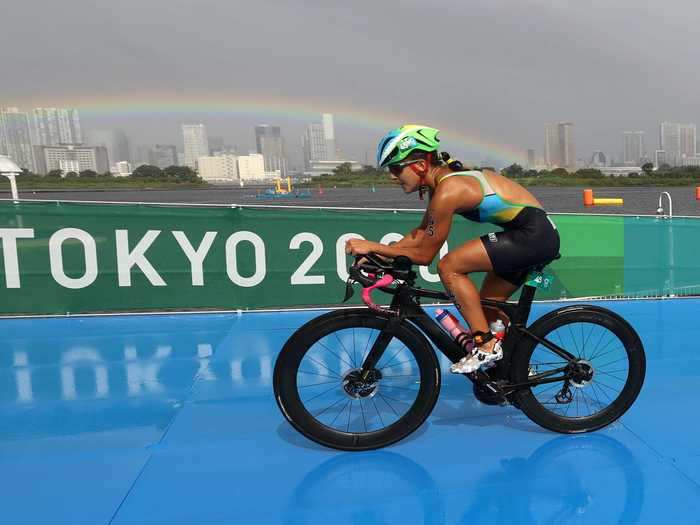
[590,151,607,168]
[322,113,336,160]
[182,124,209,170]
[33,107,82,146]
[303,123,327,169]
[623,131,644,166]
[544,122,575,169]
[658,122,695,166]
[526,149,536,169]
[0,107,35,172]
[254,125,288,176]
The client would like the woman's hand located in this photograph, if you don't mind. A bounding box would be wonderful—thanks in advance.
[345,239,377,256]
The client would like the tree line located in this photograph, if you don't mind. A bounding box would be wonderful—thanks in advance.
[500,163,700,179]
[17,165,201,182]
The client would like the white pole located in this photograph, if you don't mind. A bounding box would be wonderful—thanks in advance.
[8,174,18,202]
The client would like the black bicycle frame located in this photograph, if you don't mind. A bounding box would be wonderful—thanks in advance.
[360,281,577,393]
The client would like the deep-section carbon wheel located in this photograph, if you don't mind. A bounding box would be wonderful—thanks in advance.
[511,306,645,433]
[274,309,440,451]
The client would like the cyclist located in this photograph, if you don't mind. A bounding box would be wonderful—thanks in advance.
[345,125,560,373]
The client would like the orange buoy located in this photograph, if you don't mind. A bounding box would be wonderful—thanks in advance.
[696,186,700,200]
[583,189,594,207]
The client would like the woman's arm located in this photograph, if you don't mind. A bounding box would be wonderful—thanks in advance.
[387,209,430,249]
[346,194,456,265]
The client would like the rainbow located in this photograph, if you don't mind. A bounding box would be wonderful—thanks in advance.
[18,92,528,165]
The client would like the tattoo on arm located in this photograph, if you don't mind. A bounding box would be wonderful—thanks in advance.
[426,213,436,236]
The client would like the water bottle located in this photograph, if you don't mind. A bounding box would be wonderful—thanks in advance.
[489,319,506,341]
[435,308,472,350]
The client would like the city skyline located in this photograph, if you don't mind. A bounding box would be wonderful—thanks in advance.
[3,103,700,174]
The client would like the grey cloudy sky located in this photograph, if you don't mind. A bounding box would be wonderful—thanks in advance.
[2,0,699,166]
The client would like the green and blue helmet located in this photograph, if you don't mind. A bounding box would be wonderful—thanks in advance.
[376,125,441,168]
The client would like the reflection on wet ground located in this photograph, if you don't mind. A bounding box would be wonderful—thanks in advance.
[1,300,699,524]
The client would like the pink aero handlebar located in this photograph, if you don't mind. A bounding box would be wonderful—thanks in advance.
[361,273,395,313]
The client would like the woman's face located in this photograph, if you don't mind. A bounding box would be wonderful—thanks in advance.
[388,160,422,193]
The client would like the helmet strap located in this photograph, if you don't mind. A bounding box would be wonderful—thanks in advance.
[416,153,433,200]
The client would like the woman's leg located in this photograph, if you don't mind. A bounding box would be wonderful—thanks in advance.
[480,272,519,326]
[437,238,493,337]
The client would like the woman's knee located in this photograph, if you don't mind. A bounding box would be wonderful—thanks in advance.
[437,254,458,278]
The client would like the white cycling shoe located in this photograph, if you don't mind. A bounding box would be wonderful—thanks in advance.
[450,342,503,374]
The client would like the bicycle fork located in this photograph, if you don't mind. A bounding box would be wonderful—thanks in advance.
[359,316,401,381]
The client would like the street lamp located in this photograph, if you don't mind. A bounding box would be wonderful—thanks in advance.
[0,155,21,202]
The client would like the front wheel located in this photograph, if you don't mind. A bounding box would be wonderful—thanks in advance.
[511,306,645,433]
[274,310,441,451]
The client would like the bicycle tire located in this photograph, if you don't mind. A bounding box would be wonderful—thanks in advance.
[511,305,645,433]
[274,309,441,451]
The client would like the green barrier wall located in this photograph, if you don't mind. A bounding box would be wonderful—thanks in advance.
[0,201,696,315]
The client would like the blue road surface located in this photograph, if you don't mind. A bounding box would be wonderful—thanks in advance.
[1,300,699,524]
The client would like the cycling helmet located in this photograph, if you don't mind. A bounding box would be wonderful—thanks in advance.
[376,125,440,168]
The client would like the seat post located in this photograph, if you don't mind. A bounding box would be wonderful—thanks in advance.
[513,284,537,326]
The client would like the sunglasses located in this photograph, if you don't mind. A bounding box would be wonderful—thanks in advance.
[387,160,421,176]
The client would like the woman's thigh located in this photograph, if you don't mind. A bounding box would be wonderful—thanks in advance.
[437,238,493,274]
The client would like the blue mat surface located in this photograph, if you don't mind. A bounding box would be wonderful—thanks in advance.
[1,300,699,524]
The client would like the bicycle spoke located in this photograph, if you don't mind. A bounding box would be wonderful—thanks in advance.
[313,396,347,419]
[595,369,627,382]
[380,344,409,369]
[590,344,623,363]
[299,380,340,388]
[377,393,401,417]
[306,355,342,379]
[359,397,367,433]
[298,369,334,379]
[587,325,609,361]
[328,400,351,427]
[303,383,341,404]
[318,339,355,371]
[380,358,417,370]
[352,328,357,367]
[371,396,385,427]
[597,355,629,369]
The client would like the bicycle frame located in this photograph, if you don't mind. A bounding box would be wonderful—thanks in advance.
[359,281,579,396]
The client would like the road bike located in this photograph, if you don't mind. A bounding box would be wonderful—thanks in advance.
[273,254,646,451]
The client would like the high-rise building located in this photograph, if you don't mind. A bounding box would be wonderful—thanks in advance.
[660,122,680,166]
[526,149,536,169]
[302,113,340,169]
[197,155,239,182]
[680,124,697,159]
[85,129,131,167]
[623,131,644,166]
[659,122,696,166]
[303,124,327,169]
[182,124,209,170]
[32,108,82,146]
[322,113,337,160]
[255,125,287,176]
[0,107,35,172]
[544,122,575,169]
[237,153,265,181]
[34,144,109,175]
[590,151,607,168]
[149,144,178,169]
[655,150,667,167]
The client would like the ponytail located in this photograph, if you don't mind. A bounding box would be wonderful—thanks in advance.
[440,151,464,171]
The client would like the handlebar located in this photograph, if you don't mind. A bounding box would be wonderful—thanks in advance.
[347,254,418,314]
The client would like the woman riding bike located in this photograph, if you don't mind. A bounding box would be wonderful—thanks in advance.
[345,124,560,374]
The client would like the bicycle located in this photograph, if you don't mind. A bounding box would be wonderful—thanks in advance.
[273,254,646,451]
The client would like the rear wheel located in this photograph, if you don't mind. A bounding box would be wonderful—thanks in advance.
[511,306,645,433]
[274,310,441,451]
